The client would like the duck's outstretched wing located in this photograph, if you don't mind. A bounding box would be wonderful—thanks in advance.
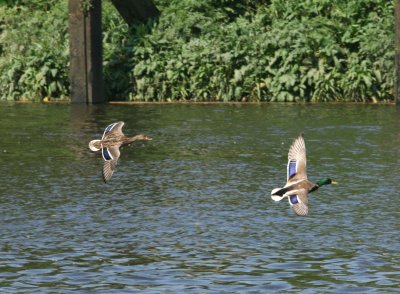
[286,189,309,216]
[102,146,120,183]
[102,121,125,140]
[287,134,307,182]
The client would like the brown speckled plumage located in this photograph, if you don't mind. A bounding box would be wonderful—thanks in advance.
[89,121,151,183]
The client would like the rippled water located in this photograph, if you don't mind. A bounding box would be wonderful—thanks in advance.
[0,103,399,292]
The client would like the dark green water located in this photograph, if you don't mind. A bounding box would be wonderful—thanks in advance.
[0,103,399,292]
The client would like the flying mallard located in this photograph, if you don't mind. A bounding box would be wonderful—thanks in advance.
[89,121,152,183]
[271,134,337,216]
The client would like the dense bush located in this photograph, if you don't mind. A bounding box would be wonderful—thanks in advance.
[0,1,69,101]
[0,0,395,101]
[124,0,394,101]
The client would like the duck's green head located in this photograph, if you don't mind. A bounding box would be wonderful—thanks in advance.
[316,178,338,187]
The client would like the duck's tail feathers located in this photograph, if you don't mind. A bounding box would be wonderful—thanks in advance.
[89,140,101,151]
[271,194,286,202]
[271,187,287,201]
[271,187,281,195]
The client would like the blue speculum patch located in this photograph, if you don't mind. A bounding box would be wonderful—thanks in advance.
[102,148,112,161]
[289,195,299,204]
[288,161,297,178]
[105,123,115,133]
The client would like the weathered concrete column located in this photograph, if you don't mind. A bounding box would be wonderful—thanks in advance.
[68,0,159,103]
[69,0,105,103]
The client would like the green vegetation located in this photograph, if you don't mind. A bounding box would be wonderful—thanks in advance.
[0,0,69,101]
[0,0,395,102]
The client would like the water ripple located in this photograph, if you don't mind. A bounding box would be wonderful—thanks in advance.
[0,104,399,292]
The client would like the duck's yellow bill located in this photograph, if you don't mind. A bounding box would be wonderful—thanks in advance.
[331,180,338,185]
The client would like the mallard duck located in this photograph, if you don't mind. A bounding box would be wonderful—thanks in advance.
[271,134,337,216]
[89,121,152,183]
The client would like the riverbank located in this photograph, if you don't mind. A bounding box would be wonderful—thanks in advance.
[0,99,396,106]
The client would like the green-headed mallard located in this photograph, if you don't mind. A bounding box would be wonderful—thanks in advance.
[89,121,152,183]
[271,134,337,216]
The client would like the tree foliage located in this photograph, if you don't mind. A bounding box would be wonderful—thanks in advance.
[0,0,395,101]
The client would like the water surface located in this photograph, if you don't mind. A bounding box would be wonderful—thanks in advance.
[0,103,399,292]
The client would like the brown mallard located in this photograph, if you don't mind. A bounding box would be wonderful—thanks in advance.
[271,134,337,216]
[89,121,151,183]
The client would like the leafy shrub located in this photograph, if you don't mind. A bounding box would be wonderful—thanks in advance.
[120,0,394,101]
[0,0,395,101]
[0,1,69,101]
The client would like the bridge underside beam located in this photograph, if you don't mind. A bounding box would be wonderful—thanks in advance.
[111,0,160,25]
